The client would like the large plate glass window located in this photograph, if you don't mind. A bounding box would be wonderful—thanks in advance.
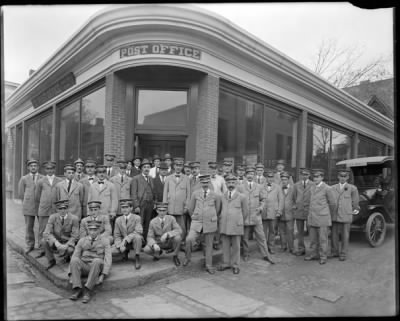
[358,136,385,157]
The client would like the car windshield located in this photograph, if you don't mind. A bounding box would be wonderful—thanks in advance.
[351,163,392,189]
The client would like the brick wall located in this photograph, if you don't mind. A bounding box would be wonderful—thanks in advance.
[105,72,126,161]
[195,74,220,173]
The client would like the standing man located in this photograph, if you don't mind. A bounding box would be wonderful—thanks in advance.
[273,159,294,185]
[218,175,248,274]
[292,168,315,256]
[149,154,161,178]
[55,164,84,221]
[68,221,111,303]
[105,153,119,178]
[126,160,134,178]
[330,169,360,261]
[41,200,79,269]
[237,166,274,263]
[35,161,63,258]
[183,162,192,176]
[131,158,155,240]
[184,175,222,274]
[278,171,296,254]
[222,159,233,179]
[189,161,202,195]
[255,163,267,185]
[261,169,284,254]
[131,156,142,177]
[112,199,143,269]
[74,158,86,182]
[305,169,335,265]
[80,159,98,218]
[236,164,246,186]
[18,159,43,254]
[110,160,133,216]
[144,202,182,266]
[88,164,118,229]
[153,162,169,203]
[163,153,174,175]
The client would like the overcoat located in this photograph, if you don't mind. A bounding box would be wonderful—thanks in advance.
[18,173,43,216]
[308,182,335,227]
[237,182,264,226]
[113,214,143,247]
[330,183,360,223]
[80,176,98,217]
[292,180,315,220]
[35,176,63,217]
[163,174,191,215]
[146,215,182,247]
[219,190,248,235]
[262,182,284,220]
[55,179,84,220]
[109,174,133,213]
[43,212,79,247]
[87,180,118,217]
[280,185,295,221]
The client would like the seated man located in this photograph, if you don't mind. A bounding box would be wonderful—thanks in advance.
[80,201,113,245]
[112,199,143,270]
[144,202,182,267]
[69,220,112,303]
[41,199,79,270]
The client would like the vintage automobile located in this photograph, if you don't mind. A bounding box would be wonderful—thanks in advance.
[336,156,394,247]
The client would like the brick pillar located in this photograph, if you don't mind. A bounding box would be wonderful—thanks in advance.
[195,74,219,173]
[105,72,126,161]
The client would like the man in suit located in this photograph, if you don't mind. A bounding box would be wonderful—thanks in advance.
[153,162,169,203]
[237,166,274,263]
[131,158,155,240]
[105,153,119,178]
[144,202,182,266]
[112,199,143,269]
[18,159,43,253]
[74,158,86,182]
[305,169,335,265]
[255,163,267,185]
[35,161,63,258]
[69,220,111,303]
[273,159,294,185]
[131,156,142,177]
[189,161,202,195]
[110,160,132,216]
[149,154,161,178]
[183,161,192,176]
[236,164,247,186]
[55,164,84,221]
[88,164,118,230]
[330,169,360,261]
[261,169,284,254]
[41,199,79,269]
[222,159,233,179]
[292,168,315,256]
[80,159,98,218]
[184,174,222,274]
[163,153,173,175]
[79,201,113,245]
[277,171,295,254]
[163,157,191,246]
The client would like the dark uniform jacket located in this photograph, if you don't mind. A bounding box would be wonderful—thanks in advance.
[292,180,315,220]
[131,175,155,209]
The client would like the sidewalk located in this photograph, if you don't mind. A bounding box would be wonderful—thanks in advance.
[6,199,258,291]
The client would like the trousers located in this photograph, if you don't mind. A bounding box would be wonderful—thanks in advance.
[41,239,74,262]
[221,234,241,268]
[242,223,269,257]
[69,257,104,290]
[143,235,182,257]
[112,234,142,256]
[38,216,49,249]
[331,222,351,258]
[262,219,276,250]
[185,230,214,268]
[278,219,294,251]
[24,215,37,249]
[295,219,306,252]
[308,226,329,260]
[140,201,155,240]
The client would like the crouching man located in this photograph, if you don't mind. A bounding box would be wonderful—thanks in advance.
[68,220,112,303]
[41,199,79,270]
[112,199,143,269]
[80,201,113,245]
[144,202,182,267]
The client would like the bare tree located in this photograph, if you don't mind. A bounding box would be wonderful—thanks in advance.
[310,39,392,88]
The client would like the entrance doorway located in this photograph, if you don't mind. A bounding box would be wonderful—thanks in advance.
[136,134,186,159]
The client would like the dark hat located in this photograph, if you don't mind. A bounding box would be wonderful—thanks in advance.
[87,220,101,229]
[276,159,286,165]
[140,158,152,168]
[245,166,256,173]
[173,157,184,165]
[163,153,172,161]
[26,159,39,166]
[64,164,75,171]
[312,168,325,176]
[208,161,218,168]
[159,162,169,170]
[155,202,168,210]
[225,174,237,182]
[55,199,69,209]
[337,168,350,175]
[85,159,97,166]
[255,163,265,169]
[199,174,211,182]
[152,155,161,161]
[104,153,116,158]
[132,155,142,162]
[43,161,56,168]
[74,158,84,165]
[116,160,127,169]
[280,171,290,178]
[223,160,232,166]
[299,168,311,175]
[190,161,201,168]
[87,200,101,208]
[265,169,275,177]
[120,198,133,207]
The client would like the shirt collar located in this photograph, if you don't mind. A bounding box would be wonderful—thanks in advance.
[317,182,323,187]
[60,214,68,219]
[47,175,54,179]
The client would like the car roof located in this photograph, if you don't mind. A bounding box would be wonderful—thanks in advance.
[336,156,394,167]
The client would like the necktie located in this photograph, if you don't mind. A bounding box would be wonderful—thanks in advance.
[33,174,37,183]
[229,191,232,199]
[91,238,95,246]
[121,175,123,183]
[161,219,164,229]
[67,179,72,192]
[125,216,128,224]
[108,168,111,176]
[258,177,261,184]
[145,176,149,183]
[77,174,81,180]
[303,181,306,188]
[61,216,65,225]
[204,190,207,199]
[249,182,252,189]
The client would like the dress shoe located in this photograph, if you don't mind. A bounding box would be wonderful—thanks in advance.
[82,287,91,304]
[339,256,346,261]
[45,259,56,270]
[205,267,216,274]
[69,288,83,301]
[304,255,319,261]
[232,267,240,274]
[134,255,141,270]
[217,265,230,271]
[183,258,190,266]
[24,247,34,255]
[243,255,250,262]
[35,252,45,259]
[263,256,275,264]
[173,256,181,266]
[295,250,306,256]
[319,259,327,265]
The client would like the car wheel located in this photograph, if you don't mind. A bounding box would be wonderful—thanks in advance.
[365,212,386,247]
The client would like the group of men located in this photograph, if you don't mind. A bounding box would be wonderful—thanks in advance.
[18,153,360,303]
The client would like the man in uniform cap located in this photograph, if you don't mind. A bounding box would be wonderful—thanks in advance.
[184,174,222,274]
[80,159,98,218]
[144,202,183,266]
[183,161,192,176]
[41,200,79,270]
[163,157,190,247]
[236,164,247,186]
[88,164,118,230]
[113,199,143,269]
[104,153,119,178]
[329,168,360,261]
[163,153,173,175]
[130,158,155,240]
[18,159,43,253]
[305,169,335,264]
[74,158,86,182]
[131,156,142,177]
[149,154,162,178]
[110,160,133,216]
[189,161,202,195]
[255,163,267,185]
[68,220,111,303]
[292,168,315,255]
[237,166,275,263]
[273,159,294,185]
[80,201,113,245]
[222,159,233,178]
[55,164,84,221]
[35,161,63,258]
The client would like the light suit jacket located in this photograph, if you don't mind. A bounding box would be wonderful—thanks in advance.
[55,179,84,220]
[237,181,264,226]
[113,213,143,247]
[163,174,191,215]
[18,173,43,216]
[87,180,118,217]
[43,212,79,247]
[219,190,248,235]
[80,176,98,218]
[330,183,360,223]
[262,182,284,220]
[308,182,335,227]
[146,215,182,247]
[110,174,133,213]
[280,185,295,221]
[292,180,315,220]
[35,176,63,217]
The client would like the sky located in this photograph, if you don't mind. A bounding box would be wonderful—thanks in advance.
[2,3,394,85]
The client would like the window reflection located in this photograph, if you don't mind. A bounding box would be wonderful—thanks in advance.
[27,120,40,161]
[40,114,53,166]
[358,137,384,157]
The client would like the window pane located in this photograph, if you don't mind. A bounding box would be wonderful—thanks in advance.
[39,113,52,166]
[137,90,187,127]
[263,106,298,172]
[27,120,40,161]
[358,137,385,157]
[330,130,351,183]
[59,100,80,173]
[81,87,105,164]
[307,123,330,177]
[217,91,263,166]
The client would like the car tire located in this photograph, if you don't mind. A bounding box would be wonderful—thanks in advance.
[365,212,386,247]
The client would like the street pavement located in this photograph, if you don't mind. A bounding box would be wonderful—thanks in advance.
[5,199,398,318]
